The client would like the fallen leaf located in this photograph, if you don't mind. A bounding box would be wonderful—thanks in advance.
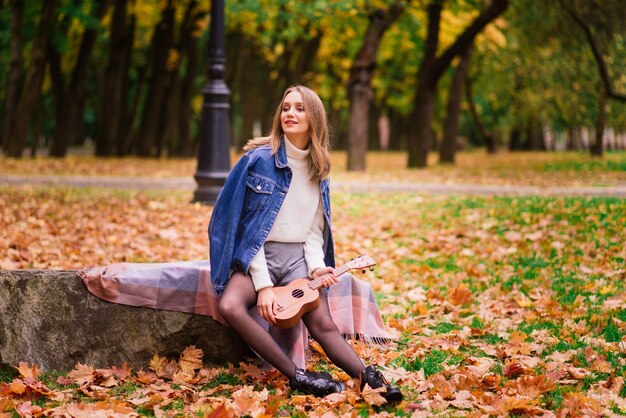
[179,346,204,374]
[16,362,41,381]
[362,383,387,406]
[67,363,95,387]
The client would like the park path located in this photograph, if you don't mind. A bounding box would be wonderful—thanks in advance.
[2,174,626,197]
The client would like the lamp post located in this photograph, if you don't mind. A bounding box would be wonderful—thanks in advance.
[193,0,231,204]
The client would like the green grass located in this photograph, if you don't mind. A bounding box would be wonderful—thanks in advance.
[0,370,17,383]
[432,322,462,334]
[544,160,626,172]
[518,320,562,336]
[202,372,242,390]
[602,320,623,342]
[405,349,449,376]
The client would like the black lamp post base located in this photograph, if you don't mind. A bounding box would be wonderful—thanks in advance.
[193,171,229,204]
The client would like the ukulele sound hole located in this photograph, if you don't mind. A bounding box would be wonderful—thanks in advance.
[291,288,305,299]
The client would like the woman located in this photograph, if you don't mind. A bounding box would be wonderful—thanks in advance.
[209,85,402,403]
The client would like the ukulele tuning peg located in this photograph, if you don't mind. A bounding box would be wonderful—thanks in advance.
[370,267,374,271]
[362,269,366,274]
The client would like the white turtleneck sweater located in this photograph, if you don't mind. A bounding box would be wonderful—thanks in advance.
[248,138,326,291]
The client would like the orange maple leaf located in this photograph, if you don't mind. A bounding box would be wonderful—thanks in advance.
[15,401,43,417]
[135,370,158,385]
[362,383,387,406]
[503,362,527,378]
[112,363,132,381]
[205,401,234,418]
[231,385,265,416]
[509,375,555,398]
[449,285,473,306]
[238,361,266,382]
[557,392,604,417]
[16,362,41,381]
[150,355,177,380]
[67,363,95,387]
[0,398,14,413]
[6,380,26,396]
[492,396,544,416]
[179,346,204,374]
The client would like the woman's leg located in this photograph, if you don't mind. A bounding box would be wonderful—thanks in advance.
[218,272,297,378]
[302,290,365,378]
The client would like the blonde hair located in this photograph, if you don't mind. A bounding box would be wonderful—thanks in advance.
[244,85,331,180]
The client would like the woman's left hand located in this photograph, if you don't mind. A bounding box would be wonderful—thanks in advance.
[311,266,338,288]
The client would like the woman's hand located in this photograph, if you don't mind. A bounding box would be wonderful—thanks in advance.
[257,287,277,324]
[311,266,338,288]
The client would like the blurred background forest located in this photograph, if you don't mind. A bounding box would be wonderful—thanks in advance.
[1,0,626,170]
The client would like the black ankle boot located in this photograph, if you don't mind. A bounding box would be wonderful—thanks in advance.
[360,365,403,404]
[289,368,345,397]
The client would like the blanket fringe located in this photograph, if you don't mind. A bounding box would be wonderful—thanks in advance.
[342,333,396,347]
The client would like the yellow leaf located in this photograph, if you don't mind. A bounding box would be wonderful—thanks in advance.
[149,354,166,372]
[0,397,15,412]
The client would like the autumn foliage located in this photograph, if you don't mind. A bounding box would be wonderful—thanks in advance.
[1,153,626,416]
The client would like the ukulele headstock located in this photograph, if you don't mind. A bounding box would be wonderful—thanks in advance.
[346,255,376,272]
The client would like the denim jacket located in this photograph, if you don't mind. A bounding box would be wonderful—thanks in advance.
[208,139,334,294]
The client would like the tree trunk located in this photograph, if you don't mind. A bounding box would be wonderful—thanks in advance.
[117,14,137,155]
[407,0,509,168]
[157,70,180,157]
[368,105,381,150]
[30,101,44,157]
[1,0,24,151]
[346,2,405,171]
[407,84,436,167]
[5,1,57,158]
[591,87,607,157]
[97,0,133,157]
[49,0,112,158]
[261,32,322,138]
[465,73,497,154]
[387,108,407,150]
[176,1,206,157]
[440,44,473,164]
[136,0,175,157]
[237,47,263,148]
[519,117,543,151]
[347,88,371,170]
[508,128,521,151]
[328,106,346,150]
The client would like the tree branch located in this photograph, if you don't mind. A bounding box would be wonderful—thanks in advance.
[561,1,626,102]
[433,0,508,79]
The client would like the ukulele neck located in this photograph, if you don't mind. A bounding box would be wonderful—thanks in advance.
[308,263,351,290]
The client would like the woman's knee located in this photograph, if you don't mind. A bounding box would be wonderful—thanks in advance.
[309,315,339,335]
[218,295,243,321]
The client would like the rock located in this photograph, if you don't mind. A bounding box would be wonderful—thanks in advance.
[0,270,252,371]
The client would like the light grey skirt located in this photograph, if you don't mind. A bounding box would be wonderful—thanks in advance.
[264,241,309,286]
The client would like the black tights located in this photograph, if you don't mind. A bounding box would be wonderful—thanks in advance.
[219,272,365,379]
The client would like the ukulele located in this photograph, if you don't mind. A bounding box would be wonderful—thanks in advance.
[272,255,376,328]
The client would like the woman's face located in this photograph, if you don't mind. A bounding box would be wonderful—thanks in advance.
[280,91,310,146]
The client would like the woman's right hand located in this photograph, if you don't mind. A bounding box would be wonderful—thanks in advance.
[257,287,277,325]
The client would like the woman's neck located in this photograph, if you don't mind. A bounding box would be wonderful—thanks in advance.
[284,133,310,150]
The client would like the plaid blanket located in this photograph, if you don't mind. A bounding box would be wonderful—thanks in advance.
[79,260,397,369]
